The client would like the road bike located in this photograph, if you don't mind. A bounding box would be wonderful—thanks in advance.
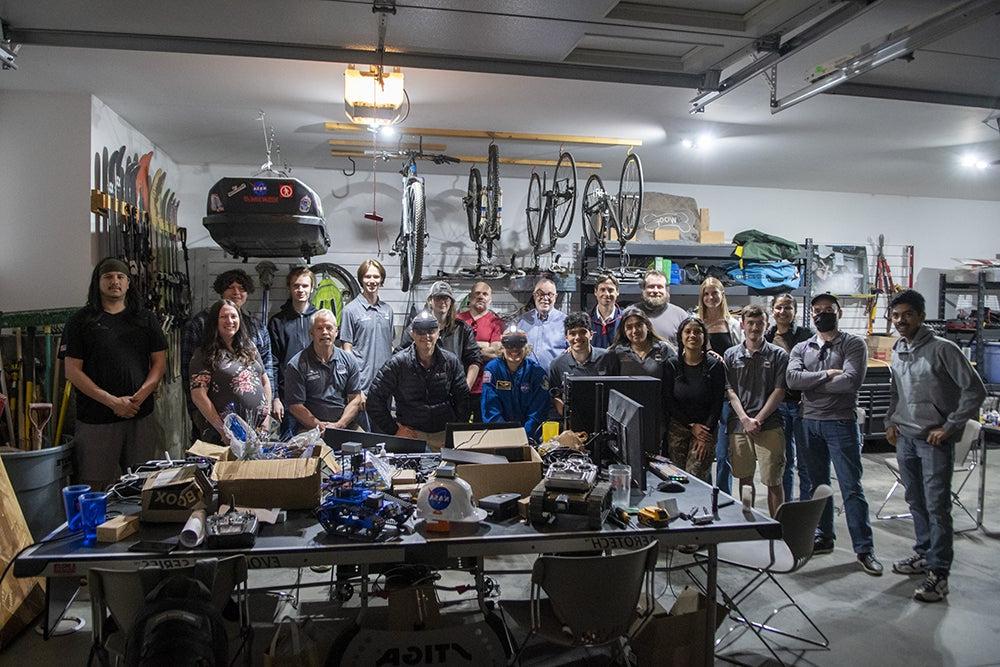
[463,142,502,267]
[582,152,643,276]
[525,152,577,271]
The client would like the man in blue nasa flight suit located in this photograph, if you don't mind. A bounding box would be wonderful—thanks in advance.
[481,326,550,443]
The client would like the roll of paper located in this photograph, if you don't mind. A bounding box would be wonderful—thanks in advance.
[180,509,207,548]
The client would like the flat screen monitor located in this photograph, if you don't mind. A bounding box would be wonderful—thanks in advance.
[563,375,661,456]
[607,390,647,492]
[321,428,427,453]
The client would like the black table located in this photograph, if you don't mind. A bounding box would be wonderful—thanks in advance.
[16,469,780,665]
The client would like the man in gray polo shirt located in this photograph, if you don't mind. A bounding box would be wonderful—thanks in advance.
[724,305,788,517]
[787,293,882,576]
[285,310,364,437]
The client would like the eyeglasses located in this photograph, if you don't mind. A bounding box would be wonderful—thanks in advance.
[533,291,556,299]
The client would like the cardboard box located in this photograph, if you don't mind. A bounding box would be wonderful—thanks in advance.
[698,208,711,231]
[867,334,897,362]
[213,458,321,510]
[653,228,681,241]
[97,514,140,543]
[631,587,728,667]
[141,465,212,523]
[453,427,543,501]
[187,440,235,462]
[699,230,725,244]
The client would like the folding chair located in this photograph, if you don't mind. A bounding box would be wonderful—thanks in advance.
[692,485,833,667]
[875,419,981,532]
[505,541,658,665]
[88,555,251,666]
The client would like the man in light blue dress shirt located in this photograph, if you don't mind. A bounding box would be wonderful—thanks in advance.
[516,277,567,372]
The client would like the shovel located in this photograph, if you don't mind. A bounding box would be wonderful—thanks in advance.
[29,402,53,450]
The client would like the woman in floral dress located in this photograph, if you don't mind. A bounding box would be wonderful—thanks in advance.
[189,299,271,444]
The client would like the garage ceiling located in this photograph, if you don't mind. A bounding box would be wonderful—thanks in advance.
[1,0,999,199]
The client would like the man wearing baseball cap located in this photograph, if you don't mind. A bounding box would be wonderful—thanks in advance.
[399,280,482,394]
[481,326,550,443]
[63,257,167,491]
[367,310,470,451]
[787,292,882,575]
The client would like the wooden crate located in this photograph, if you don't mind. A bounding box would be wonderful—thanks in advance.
[0,456,45,648]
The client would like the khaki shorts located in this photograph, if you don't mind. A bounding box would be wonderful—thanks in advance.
[730,427,785,486]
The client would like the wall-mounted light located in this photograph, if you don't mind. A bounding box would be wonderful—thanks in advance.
[344,64,405,127]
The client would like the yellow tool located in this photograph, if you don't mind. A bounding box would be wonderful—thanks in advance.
[638,506,672,528]
[55,381,72,446]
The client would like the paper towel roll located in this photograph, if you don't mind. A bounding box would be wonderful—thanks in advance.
[180,509,207,548]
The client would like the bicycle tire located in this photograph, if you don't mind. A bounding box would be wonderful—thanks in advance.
[486,143,501,240]
[582,173,609,247]
[525,172,543,250]
[617,153,643,241]
[464,167,482,243]
[551,152,577,239]
[408,177,425,289]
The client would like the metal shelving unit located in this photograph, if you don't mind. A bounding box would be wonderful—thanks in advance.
[938,272,1000,378]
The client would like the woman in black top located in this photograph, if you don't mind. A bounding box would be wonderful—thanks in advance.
[663,316,727,482]
[610,305,677,377]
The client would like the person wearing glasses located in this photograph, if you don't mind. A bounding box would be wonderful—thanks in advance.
[787,293,882,576]
[516,277,567,372]
[481,326,550,443]
[367,310,470,451]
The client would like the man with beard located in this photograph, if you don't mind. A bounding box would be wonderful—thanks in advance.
[547,311,620,416]
[636,270,688,343]
[885,289,985,602]
[63,258,167,491]
[284,309,364,439]
[399,281,482,390]
[456,281,504,421]
[787,293,882,576]
[268,266,317,438]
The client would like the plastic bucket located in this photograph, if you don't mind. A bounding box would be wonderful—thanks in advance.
[985,343,1000,384]
[0,440,75,540]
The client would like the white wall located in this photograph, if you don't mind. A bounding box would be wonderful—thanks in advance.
[0,91,92,311]
[176,162,1000,322]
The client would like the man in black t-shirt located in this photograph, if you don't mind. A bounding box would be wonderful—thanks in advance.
[63,258,167,491]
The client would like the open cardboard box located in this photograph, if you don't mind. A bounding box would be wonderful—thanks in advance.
[452,426,543,501]
[141,465,213,522]
[631,587,728,667]
[213,458,321,510]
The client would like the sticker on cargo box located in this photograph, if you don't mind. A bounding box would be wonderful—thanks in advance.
[279,183,294,198]
[299,195,312,212]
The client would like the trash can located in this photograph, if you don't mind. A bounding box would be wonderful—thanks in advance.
[1,440,75,540]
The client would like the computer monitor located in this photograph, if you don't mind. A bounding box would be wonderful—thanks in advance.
[563,375,661,456]
[321,428,427,453]
[607,390,647,492]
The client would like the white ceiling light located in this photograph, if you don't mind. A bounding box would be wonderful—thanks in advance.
[344,65,405,127]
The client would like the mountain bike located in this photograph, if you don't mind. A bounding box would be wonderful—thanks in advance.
[582,152,643,275]
[525,152,577,271]
[462,143,502,267]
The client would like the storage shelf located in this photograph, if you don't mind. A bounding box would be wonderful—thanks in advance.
[941,281,1000,292]
[579,282,806,298]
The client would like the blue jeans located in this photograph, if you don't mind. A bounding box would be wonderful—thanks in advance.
[778,402,812,501]
[715,403,732,495]
[897,434,955,574]
[802,418,875,554]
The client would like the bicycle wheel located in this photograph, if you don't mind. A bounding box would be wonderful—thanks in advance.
[525,172,543,250]
[582,174,609,247]
[309,262,363,325]
[617,152,643,241]
[486,144,501,238]
[402,177,425,292]
[464,167,482,243]
[551,151,577,239]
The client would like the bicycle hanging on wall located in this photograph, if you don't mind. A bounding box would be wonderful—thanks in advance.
[582,152,643,279]
[525,151,578,273]
[462,142,506,275]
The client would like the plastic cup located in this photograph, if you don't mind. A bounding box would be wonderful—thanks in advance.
[62,484,91,531]
[79,492,108,542]
[609,464,632,508]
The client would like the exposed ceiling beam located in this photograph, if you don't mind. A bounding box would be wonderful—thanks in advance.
[562,48,685,71]
[325,122,643,147]
[827,82,1000,109]
[689,0,883,113]
[328,138,448,151]
[9,28,705,89]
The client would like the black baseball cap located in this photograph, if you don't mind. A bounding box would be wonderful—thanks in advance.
[810,292,840,307]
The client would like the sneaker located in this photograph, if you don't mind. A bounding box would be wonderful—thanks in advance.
[892,553,927,575]
[858,552,884,576]
[813,536,835,554]
[913,571,949,602]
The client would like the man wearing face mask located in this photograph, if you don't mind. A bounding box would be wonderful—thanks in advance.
[787,293,882,575]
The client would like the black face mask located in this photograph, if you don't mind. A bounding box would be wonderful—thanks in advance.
[813,311,838,333]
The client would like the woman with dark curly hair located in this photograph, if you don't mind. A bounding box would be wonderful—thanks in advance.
[189,299,272,444]
[662,316,727,481]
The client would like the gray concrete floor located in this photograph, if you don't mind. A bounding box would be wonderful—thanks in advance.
[4,446,998,666]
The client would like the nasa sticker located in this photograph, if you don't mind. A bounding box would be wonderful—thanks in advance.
[481,370,491,384]
[252,181,268,196]
[299,195,312,213]
[428,486,452,511]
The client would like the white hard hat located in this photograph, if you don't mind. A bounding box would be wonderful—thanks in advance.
[416,465,487,523]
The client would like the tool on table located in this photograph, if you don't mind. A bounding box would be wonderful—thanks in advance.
[607,506,632,529]
[638,505,672,528]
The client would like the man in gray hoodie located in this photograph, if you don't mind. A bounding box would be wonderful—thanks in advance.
[885,289,985,603]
